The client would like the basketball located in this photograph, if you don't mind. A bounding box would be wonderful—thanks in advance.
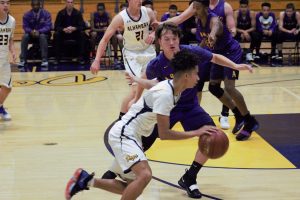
[198,129,229,159]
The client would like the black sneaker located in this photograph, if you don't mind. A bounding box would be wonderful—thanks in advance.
[178,172,202,199]
[65,168,95,200]
[232,117,244,134]
[236,116,259,141]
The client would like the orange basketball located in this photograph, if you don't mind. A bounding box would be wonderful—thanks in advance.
[198,129,229,159]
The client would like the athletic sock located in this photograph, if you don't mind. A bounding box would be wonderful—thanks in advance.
[187,161,202,180]
[221,105,229,117]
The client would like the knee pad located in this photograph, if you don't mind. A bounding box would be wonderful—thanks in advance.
[208,83,224,98]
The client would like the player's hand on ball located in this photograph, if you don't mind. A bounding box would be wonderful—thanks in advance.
[196,125,218,137]
[90,60,100,75]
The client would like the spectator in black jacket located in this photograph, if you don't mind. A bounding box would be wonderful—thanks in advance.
[54,0,86,64]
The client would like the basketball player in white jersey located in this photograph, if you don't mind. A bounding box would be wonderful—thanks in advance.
[90,0,157,119]
[0,0,16,121]
[66,51,218,200]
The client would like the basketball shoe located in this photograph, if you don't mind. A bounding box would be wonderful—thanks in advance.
[219,115,230,130]
[232,116,244,134]
[178,170,202,199]
[0,106,11,121]
[65,168,95,200]
[236,116,259,141]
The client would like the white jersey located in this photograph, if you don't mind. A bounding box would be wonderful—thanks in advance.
[110,80,180,139]
[0,14,15,60]
[120,6,151,51]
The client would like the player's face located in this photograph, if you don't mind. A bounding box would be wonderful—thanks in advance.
[193,2,205,17]
[129,0,142,8]
[0,0,10,14]
[286,8,294,18]
[262,6,270,18]
[185,67,199,88]
[169,9,177,18]
[158,30,180,55]
[239,4,248,15]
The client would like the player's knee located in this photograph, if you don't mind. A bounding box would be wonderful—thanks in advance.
[208,83,224,98]
[139,169,152,184]
[1,86,12,94]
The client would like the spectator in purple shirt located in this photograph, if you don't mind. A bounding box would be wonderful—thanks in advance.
[20,0,52,70]
[161,4,180,22]
[251,2,278,59]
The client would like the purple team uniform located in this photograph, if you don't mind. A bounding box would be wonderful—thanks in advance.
[91,11,109,39]
[279,12,300,41]
[146,45,215,135]
[206,0,242,80]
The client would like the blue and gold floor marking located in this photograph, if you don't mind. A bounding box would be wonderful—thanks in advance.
[146,115,297,169]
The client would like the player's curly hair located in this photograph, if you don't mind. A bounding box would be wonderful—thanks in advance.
[171,50,199,75]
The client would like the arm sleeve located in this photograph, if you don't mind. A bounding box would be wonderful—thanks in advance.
[54,11,64,32]
[270,13,277,32]
[38,11,52,33]
[152,91,173,116]
[23,13,32,33]
[75,11,85,31]
[183,45,213,62]
[256,13,262,32]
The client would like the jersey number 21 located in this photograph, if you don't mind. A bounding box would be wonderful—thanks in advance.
[135,31,144,41]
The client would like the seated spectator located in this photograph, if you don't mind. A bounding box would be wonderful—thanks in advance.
[20,0,52,70]
[142,0,157,18]
[90,3,110,56]
[54,0,86,64]
[252,2,278,60]
[161,4,180,22]
[277,3,300,60]
[234,0,256,61]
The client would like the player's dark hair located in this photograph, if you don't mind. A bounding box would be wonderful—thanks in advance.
[171,50,199,75]
[169,4,178,10]
[261,2,271,8]
[192,0,209,7]
[156,22,182,39]
[286,3,295,10]
[31,0,40,6]
[240,0,249,5]
[120,3,128,10]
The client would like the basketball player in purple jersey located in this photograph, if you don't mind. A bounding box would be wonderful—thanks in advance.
[126,22,252,198]
[168,0,259,141]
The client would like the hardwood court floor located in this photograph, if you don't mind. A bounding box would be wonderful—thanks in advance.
[0,67,300,200]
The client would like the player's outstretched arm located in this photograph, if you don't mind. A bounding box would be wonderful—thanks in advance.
[90,15,123,75]
[125,72,158,89]
[211,54,253,73]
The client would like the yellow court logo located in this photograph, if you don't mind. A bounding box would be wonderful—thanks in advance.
[13,73,107,87]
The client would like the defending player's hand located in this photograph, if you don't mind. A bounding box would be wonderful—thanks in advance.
[195,125,218,137]
[235,64,253,73]
[90,60,100,75]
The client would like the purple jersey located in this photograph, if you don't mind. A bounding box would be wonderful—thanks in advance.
[256,12,277,33]
[237,10,252,30]
[146,45,212,109]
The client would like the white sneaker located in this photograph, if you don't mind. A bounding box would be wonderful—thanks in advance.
[219,115,230,130]
[246,53,254,61]
[0,107,12,121]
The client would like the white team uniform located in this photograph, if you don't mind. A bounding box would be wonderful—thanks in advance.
[120,6,156,77]
[0,14,15,88]
[108,80,180,180]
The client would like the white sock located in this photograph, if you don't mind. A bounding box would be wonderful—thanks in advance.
[88,178,95,187]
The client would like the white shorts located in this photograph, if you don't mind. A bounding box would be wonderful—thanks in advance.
[123,45,156,78]
[0,61,12,88]
[108,123,147,179]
